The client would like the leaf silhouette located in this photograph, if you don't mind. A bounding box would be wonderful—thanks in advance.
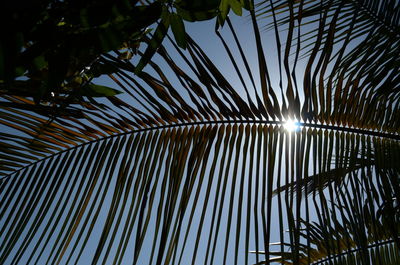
[1,1,400,264]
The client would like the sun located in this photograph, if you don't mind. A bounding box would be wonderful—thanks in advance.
[283,119,300,132]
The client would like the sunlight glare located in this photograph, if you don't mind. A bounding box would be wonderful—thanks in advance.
[283,119,300,132]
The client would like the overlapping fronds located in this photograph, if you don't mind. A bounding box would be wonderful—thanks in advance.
[1,0,400,264]
[2,124,399,264]
[256,0,400,130]
[262,135,400,264]
[2,0,399,176]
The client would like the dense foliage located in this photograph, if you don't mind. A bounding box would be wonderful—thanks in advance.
[0,0,399,264]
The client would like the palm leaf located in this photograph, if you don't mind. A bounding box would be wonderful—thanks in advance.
[1,1,399,264]
[257,135,400,264]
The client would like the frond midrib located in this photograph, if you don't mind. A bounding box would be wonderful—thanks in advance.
[349,0,400,37]
[1,118,399,181]
[311,237,400,265]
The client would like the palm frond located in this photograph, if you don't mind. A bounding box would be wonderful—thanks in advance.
[256,0,400,129]
[1,1,399,264]
[2,124,399,264]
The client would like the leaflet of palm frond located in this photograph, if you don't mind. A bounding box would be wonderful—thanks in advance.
[0,94,125,176]
[256,0,400,63]
[112,24,277,122]
[263,204,399,264]
[1,71,181,176]
[0,97,85,118]
[256,0,400,131]
[329,35,400,130]
[262,136,400,264]
[273,134,400,197]
[104,46,226,123]
[268,204,400,264]
[126,8,300,122]
[185,36,259,119]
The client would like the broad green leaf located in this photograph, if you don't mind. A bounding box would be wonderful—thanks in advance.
[170,13,187,49]
[14,66,25,77]
[240,0,252,10]
[219,0,230,24]
[134,16,170,74]
[32,56,47,70]
[174,6,218,22]
[81,83,122,97]
[229,0,243,16]
[174,0,220,12]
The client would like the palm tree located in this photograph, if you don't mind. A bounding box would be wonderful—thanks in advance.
[1,0,399,264]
